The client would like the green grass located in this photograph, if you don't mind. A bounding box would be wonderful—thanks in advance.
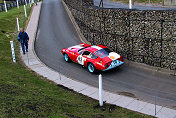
[0,4,155,118]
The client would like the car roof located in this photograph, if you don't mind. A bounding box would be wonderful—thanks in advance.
[85,45,108,53]
[68,43,91,50]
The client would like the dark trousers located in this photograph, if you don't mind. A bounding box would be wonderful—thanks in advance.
[35,0,37,5]
[21,42,28,54]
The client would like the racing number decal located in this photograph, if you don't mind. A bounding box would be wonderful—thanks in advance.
[77,55,82,64]
[77,55,86,65]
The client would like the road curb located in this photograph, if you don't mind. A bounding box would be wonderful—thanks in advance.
[125,60,176,76]
[20,1,176,118]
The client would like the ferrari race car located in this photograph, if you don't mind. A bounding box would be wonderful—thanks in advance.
[61,43,124,73]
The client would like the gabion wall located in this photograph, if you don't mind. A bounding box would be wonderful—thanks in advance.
[64,0,176,70]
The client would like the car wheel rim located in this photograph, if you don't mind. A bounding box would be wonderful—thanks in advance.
[65,54,68,61]
[88,64,94,73]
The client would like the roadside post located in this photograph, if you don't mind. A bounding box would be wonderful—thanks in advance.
[10,41,16,63]
[29,0,31,7]
[155,90,158,116]
[16,17,20,31]
[99,74,103,106]
[16,0,19,8]
[129,0,132,9]
[25,0,27,6]
[149,0,151,7]
[24,5,27,17]
[4,0,7,12]
[27,51,29,65]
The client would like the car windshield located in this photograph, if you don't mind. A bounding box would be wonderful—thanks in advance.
[78,47,87,53]
[94,48,113,58]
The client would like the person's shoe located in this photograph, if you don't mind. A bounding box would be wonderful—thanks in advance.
[26,49,28,52]
[23,52,25,55]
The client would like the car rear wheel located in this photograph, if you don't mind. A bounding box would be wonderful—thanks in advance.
[88,63,96,73]
[64,53,71,62]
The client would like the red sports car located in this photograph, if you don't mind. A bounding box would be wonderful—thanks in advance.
[61,43,124,73]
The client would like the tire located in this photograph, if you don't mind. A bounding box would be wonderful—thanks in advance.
[64,53,71,62]
[88,63,96,73]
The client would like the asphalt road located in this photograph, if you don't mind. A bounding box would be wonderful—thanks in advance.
[94,0,176,10]
[35,0,176,109]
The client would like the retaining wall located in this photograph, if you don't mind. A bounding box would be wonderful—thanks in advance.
[64,0,176,70]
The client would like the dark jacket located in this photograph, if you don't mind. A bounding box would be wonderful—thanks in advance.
[18,32,29,43]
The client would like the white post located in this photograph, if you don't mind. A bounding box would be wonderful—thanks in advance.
[154,90,158,116]
[149,0,150,7]
[129,0,132,9]
[10,41,16,63]
[25,0,27,6]
[24,5,27,17]
[16,0,19,8]
[16,17,20,31]
[99,74,103,106]
[29,0,31,7]
[4,0,7,12]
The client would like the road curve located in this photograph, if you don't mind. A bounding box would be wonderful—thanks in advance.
[35,0,176,109]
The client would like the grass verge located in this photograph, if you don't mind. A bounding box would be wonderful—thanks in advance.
[0,0,13,4]
[0,4,155,118]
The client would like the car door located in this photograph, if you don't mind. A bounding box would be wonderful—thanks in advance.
[76,50,85,65]
[85,52,98,66]
[77,51,90,66]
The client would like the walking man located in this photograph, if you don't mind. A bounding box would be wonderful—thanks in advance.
[18,28,29,55]
[35,0,37,5]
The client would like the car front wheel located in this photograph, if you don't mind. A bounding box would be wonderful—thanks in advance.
[88,63,96,73]
[64,53,71,62]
